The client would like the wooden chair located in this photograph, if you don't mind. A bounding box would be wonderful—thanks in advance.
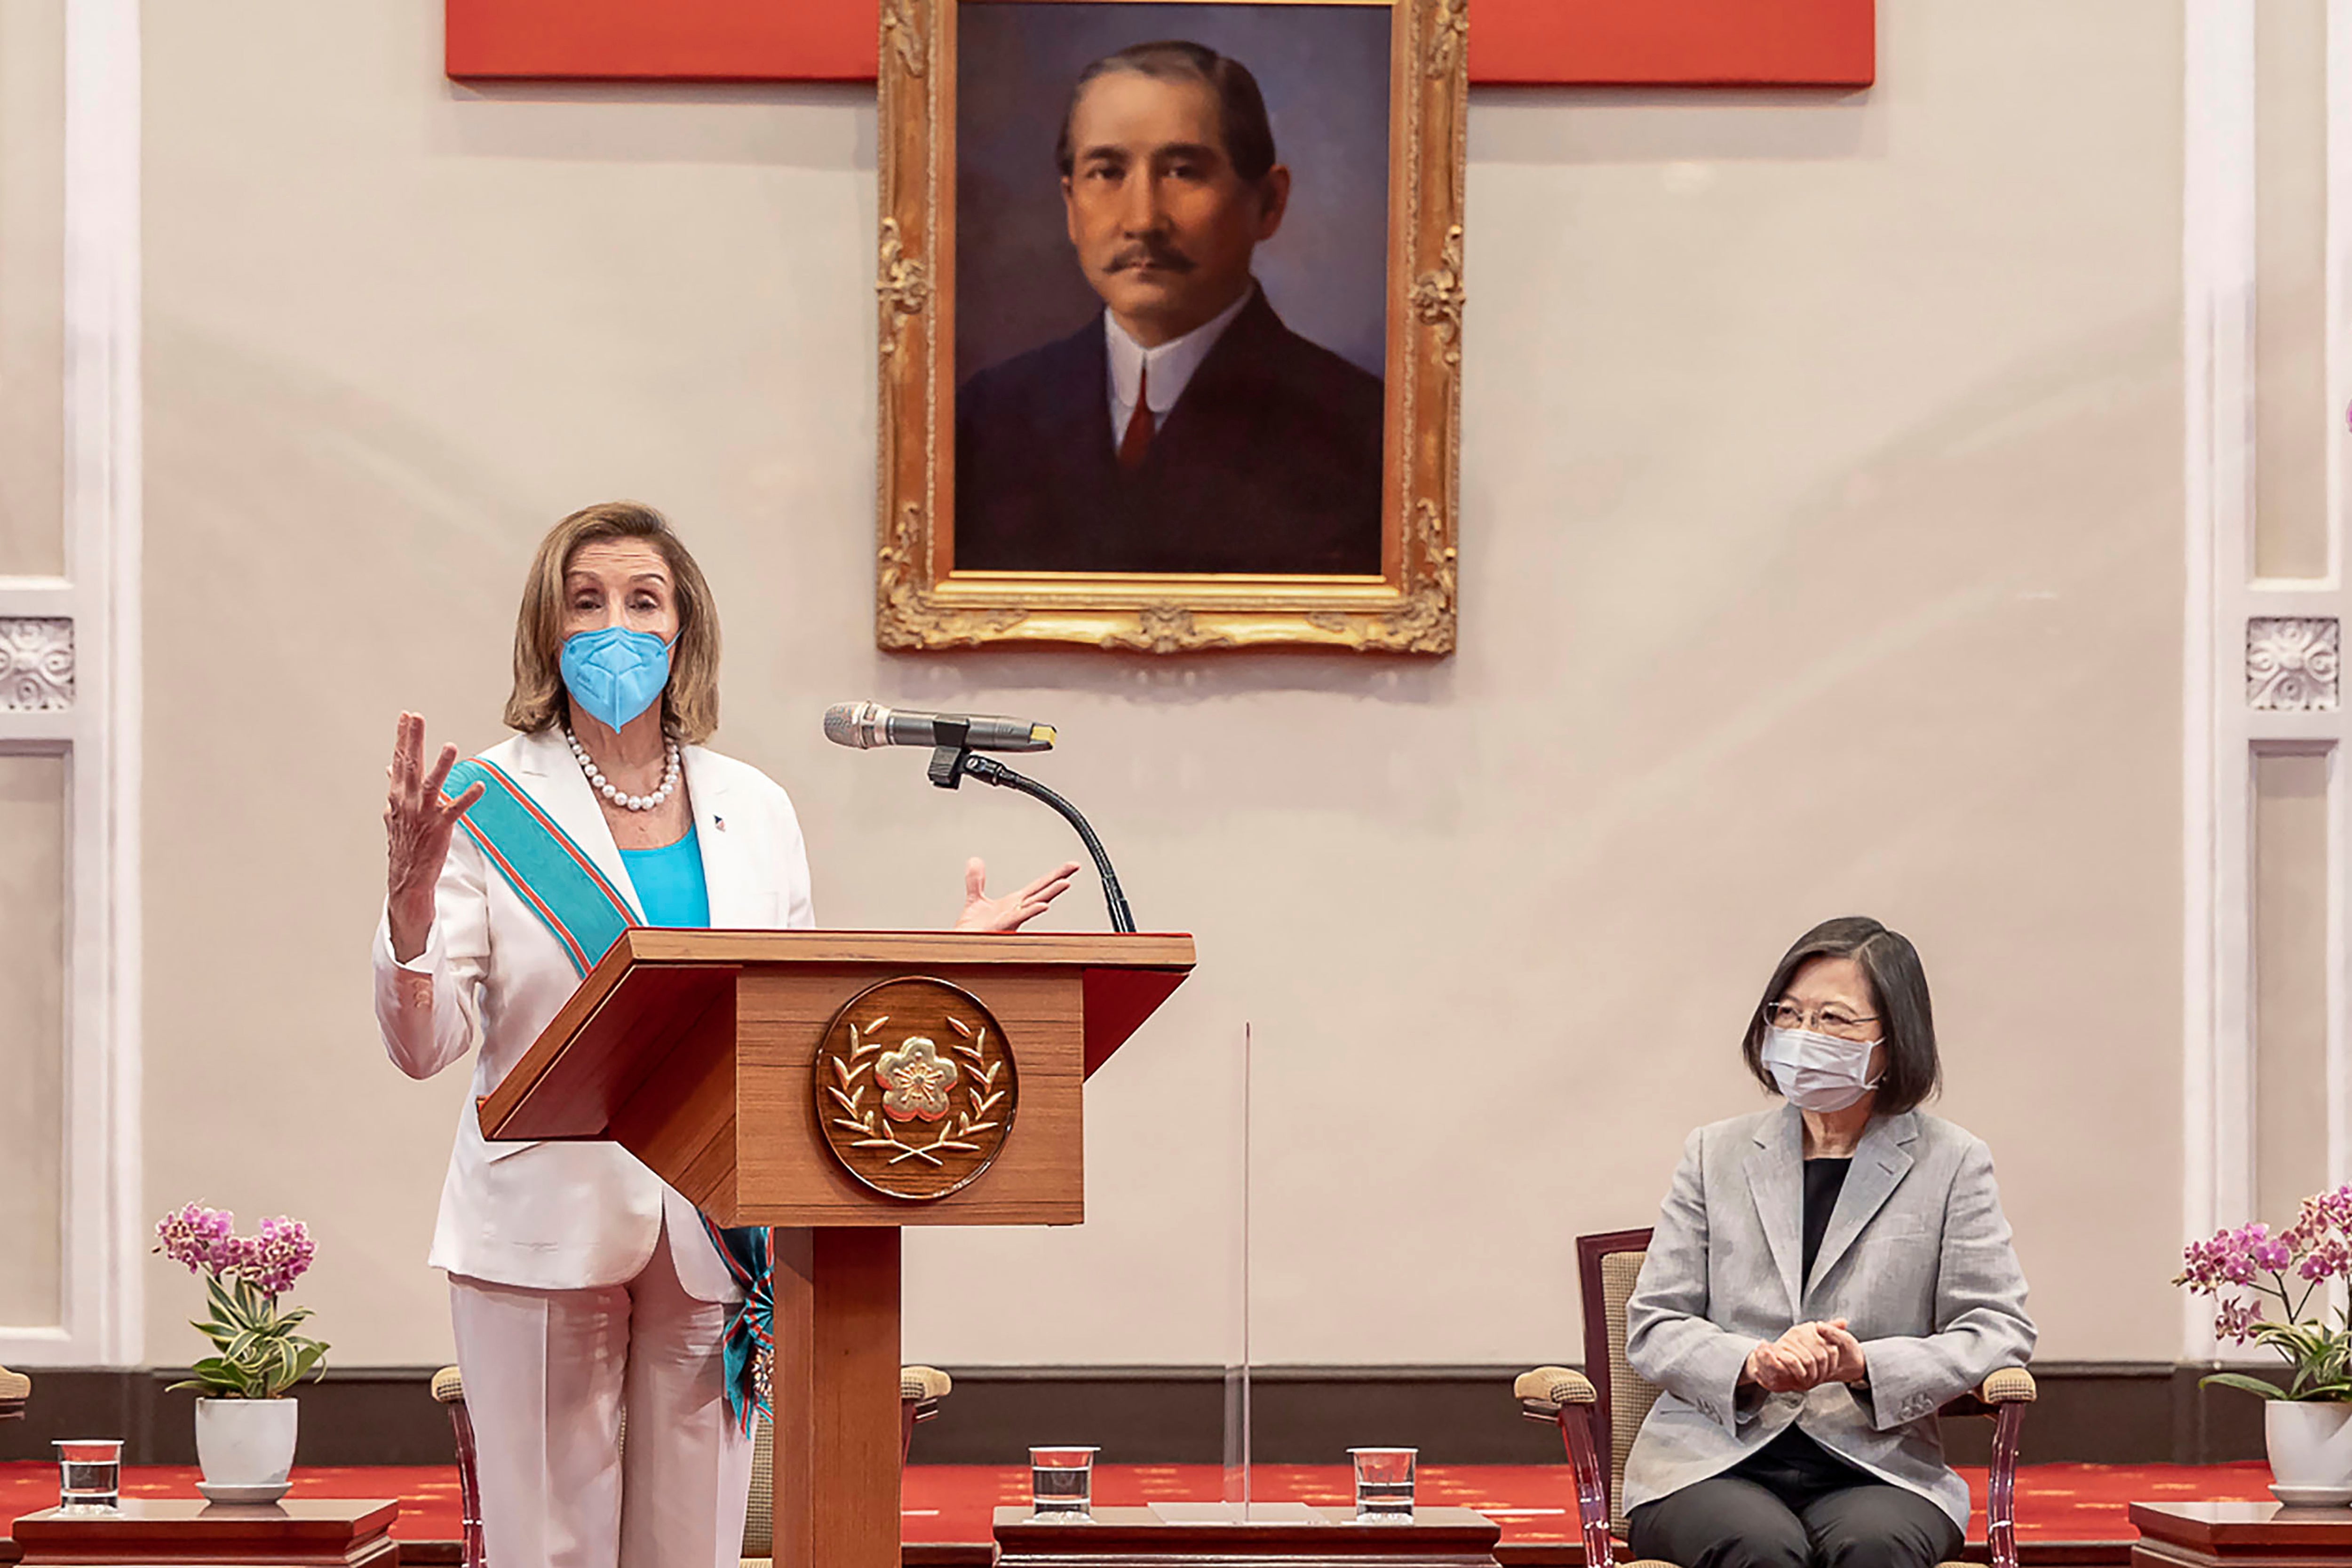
[430,1362,953,1568]
[0,1365,26,1422]
[1513,1227,2034,1568]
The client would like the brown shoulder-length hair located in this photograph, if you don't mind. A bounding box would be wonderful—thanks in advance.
[1740,916,1942,1115]
[503,501,722,743]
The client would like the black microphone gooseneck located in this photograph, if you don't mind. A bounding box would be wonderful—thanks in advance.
[922,720,1136,934]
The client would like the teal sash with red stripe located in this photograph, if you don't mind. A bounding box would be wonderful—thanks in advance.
[443,757,636,979]
[443,753,772,1433]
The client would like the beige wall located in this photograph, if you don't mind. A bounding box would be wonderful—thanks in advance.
[139,0,2185,1369]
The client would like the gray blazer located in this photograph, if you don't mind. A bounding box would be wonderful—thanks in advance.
[1620,1105,2034,1529]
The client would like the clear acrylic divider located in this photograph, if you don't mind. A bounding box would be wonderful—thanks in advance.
[1223,1021,1252,1514]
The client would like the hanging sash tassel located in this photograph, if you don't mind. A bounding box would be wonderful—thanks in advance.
[438,759,775,1432]
[699,1217,775,1436]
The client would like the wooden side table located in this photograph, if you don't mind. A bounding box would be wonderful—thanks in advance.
[11,1499,399,1567]
[993,1504,1502,1566]
[2132,1499,2352,1567]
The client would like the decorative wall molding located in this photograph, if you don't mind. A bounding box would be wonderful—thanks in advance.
[0,618,74,710]
[2246,616,2341,709]
[0,0,143,1369]
[2182,0,2352,1365]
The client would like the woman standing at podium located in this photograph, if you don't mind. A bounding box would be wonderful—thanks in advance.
[373,500,1075,1568]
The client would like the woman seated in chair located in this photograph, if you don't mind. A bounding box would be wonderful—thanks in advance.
[1621,916,2034,1568]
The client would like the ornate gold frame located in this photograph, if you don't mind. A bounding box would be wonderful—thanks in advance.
[874,0,1467,654]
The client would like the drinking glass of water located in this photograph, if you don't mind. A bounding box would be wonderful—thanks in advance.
[1028,1446,1099,1521]
[54,1439,123,1513]
[1349,1447,1416,1522]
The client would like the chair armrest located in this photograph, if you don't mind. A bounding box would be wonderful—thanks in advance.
[1936,1367,2037,1419]
[0,1364,26,1420]
[900,1365,952,1402]
[1977,1367,2036,1404]
[1514,1365,1596,1415]
[431,1365,465,1405]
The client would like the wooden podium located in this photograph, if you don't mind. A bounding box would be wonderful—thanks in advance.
[477,928,1197,1568]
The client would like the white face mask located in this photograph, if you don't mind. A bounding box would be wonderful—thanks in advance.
[1761,1025,1882,1113]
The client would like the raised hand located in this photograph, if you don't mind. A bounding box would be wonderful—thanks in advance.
[384,712,484,962]
[953,856,1081,933]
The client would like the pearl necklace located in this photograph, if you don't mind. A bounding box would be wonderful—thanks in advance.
[565,728,681,813]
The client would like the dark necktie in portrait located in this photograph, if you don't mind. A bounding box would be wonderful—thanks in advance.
[952,37,1387,579]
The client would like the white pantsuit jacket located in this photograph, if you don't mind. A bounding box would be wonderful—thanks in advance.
[373,728,815,1299]
[1620,1105,2036,1530]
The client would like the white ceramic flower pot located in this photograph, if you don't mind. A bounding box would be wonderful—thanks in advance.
[2265,1400,2352,1490]
[194,1398,298,1488]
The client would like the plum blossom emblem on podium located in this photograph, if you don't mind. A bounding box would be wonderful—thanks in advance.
[813,977,1017,1200]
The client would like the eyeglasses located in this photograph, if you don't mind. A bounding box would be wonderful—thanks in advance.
[1763,1000,1881,1042]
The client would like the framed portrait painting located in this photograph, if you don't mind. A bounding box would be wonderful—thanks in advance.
[874,0,1466,653]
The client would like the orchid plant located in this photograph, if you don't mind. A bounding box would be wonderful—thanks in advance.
[153,1204,329,1399]
[2174,1184,2352,1402]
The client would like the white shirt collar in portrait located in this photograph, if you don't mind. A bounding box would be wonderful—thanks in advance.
[1103,285,1255,453]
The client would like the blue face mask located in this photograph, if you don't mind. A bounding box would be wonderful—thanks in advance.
[560,625,676,733]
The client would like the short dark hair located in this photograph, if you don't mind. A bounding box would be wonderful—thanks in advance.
[1740,916,1941,1115]
[1054,40,1278,183]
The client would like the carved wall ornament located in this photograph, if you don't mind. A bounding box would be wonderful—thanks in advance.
[812,977,1017,1201]
[0,618,74,710]
[1361,500,1455,654]
[2247,617,2340,711]
[882,0,927,78]
[876,504,1033,649]
[876,218,930,358]
[1410,225,1466,368]
[874,0,1466,654]
[1096,605,1241,655]
[1426,0,1469,79]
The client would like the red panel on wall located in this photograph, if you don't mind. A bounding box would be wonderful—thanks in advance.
[1473,0,1872,86]
[446,0,876,83]
[445,0,1874,88]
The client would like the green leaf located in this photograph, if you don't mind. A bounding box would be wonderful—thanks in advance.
[237,1279,270,1325]
[2201,1372,2289,1400]
[260,1343,295,1399]
[288,1343,328,1386]
[204,1275,246,1329]
[164,1375,238,1397]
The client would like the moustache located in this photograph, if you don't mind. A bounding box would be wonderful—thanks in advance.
[1107,242,1197,274]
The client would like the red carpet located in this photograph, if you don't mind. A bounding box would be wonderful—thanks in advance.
[0,1459,2287,1557]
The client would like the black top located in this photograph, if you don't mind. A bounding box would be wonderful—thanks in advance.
[1801,1156,1851,1284]
[954,286,1386,576]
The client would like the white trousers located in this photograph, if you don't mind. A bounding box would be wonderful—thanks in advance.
[447,1219,754,1568]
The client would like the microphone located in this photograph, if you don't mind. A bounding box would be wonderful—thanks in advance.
[823,700,1057,754]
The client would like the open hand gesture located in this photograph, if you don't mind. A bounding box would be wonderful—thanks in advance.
[384,712,484,961]
[954,857,1081,933]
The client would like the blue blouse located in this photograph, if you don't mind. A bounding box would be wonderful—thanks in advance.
[620,825,710,928]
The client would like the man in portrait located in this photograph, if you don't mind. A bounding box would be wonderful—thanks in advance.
[954,40,1386,577]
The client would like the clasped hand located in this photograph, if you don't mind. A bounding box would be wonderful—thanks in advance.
[1743,1318,1867,1394]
